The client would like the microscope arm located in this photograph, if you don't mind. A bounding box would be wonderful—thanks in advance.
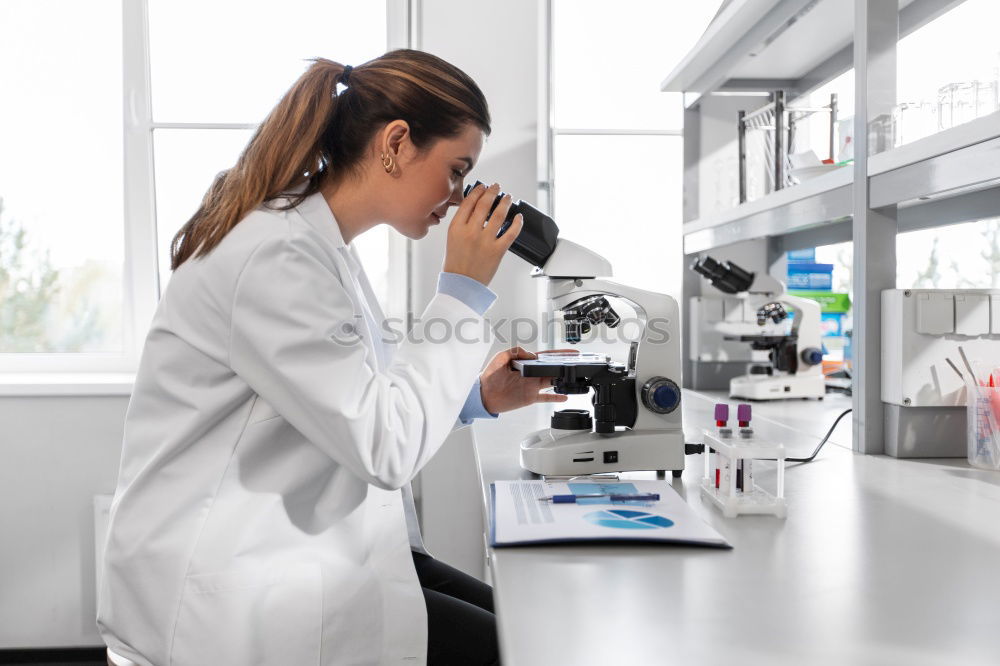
[768,294,821,337]
[766,294,825,370]
[545,277,683,428]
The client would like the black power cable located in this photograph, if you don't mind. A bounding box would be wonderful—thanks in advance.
[785,408,852,463]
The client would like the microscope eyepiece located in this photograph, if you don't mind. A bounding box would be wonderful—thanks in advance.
[690,255,755,294]
[462,181,559,268]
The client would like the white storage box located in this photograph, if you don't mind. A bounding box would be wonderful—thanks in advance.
[881,289,1000,457]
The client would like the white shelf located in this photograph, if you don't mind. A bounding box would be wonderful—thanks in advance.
[662,0,956,97]
[683,166,852,253]
[660,0,786,93]
[683,114,1000,252]
[663,0,853,94]
[870,114,1000,208]
[869,112,1000,176]
[685,166,852,232]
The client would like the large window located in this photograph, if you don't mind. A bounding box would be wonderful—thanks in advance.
[0,1,124,359]
[147,0,390,296]
[549,0,720,302]
[898,218,1000,289]
[1,0,397,374]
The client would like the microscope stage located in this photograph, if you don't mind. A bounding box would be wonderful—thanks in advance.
[512,353,613,377]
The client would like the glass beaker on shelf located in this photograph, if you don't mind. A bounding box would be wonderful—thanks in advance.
[892,102,936,147]
[867,113,895,155]
[975,80,999,119]
[938,81,999,130]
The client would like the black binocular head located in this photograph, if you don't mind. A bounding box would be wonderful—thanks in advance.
[462,180,560,269]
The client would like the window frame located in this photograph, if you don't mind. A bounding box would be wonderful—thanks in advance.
[541,0,684,219]
[0,0,411,378]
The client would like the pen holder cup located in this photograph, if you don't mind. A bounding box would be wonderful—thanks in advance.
[966,384,1000,470]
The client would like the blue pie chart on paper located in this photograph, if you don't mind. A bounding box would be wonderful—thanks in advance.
[583,509,674,530]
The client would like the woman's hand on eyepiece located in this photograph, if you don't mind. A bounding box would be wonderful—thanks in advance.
[443,182,524,287]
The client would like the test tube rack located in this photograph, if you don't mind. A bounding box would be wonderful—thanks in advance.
[700,428,787,519]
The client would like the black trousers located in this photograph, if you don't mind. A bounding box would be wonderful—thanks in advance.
[412,550,500,666]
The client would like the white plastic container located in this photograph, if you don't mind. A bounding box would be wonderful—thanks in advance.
[966,384,1000,470]
[700,429,787,518]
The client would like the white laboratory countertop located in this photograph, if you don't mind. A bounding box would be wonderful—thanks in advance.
[471,390,1000,666]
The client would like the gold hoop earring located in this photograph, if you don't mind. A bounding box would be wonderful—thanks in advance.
[380,152,395,174]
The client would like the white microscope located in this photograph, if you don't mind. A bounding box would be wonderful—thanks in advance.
[512,239,687,477]
[691,256,825,401]
[462,180,686,477]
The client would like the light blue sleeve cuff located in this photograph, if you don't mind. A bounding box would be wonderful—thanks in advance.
[437,272,497,316]
[458,377,499,425]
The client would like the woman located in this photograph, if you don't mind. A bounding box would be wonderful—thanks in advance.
[97,50,566,665]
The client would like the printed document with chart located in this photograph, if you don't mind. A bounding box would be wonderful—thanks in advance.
[490,480,730,548]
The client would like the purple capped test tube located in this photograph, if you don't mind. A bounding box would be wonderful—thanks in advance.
[738,403,752,427]
[714,403,729,427]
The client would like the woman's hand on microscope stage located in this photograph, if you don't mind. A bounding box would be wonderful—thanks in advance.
[479,347,573,415]
[443,182,523,287]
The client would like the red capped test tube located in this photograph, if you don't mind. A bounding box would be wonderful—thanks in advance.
[714,403,730,489]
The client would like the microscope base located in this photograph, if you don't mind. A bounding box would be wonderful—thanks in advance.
[729,373,825,400]
[519,428,686,476]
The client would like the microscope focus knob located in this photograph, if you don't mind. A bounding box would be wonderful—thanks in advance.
[640,377,681,415]
[800,347,824,366]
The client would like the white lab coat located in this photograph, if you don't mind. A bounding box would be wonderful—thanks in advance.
[97,191,493,665]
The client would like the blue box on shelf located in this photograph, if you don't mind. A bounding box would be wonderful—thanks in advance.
[786,248,816,262]
[787,262,833,290]
[820,312,844,336]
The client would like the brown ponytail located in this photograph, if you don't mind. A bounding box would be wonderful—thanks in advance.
[170,50,491,270]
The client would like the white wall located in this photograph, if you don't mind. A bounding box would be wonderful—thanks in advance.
[413,0,545,580]
[0,394,127,648]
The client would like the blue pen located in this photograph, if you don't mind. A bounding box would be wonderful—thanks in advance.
[537,493,660,504]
